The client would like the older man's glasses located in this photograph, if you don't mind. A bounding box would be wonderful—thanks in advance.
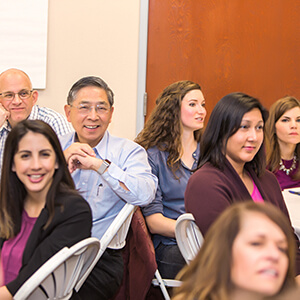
[70,103,110,115]
[0,90,33,101]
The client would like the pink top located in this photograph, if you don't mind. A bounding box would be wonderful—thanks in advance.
[1,210,37,285]
[251,180,264,202]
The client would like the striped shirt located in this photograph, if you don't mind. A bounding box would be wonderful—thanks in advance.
[0,105,73,170]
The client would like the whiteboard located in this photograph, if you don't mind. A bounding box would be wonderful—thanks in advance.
[0,0,48,89]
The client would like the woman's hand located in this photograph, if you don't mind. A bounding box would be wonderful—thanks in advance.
[145,213,176,237]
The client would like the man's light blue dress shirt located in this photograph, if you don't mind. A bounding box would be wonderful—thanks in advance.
[60,130,158,239]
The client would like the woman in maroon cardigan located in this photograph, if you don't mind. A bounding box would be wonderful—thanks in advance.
[185,92,300,278]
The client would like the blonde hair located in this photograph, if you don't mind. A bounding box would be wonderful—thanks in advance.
[173,202,296,300]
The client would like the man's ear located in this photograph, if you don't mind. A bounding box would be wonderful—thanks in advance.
[31,90,38,105]
[109,106,114,124]
[64,105,71,122]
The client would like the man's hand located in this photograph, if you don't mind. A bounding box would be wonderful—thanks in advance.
[0,104,10,127]
[65,142,130,191]
[64,142,96,163]
[68,153,102,173]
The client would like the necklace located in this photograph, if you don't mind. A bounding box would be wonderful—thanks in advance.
[279,155,297,175]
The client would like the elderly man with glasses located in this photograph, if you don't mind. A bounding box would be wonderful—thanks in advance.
[0,68,72,169]
[60,76,157,300]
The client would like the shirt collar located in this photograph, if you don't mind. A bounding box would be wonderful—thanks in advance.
[93,131,109,159]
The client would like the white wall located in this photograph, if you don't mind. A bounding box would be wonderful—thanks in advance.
[38,0,141,140]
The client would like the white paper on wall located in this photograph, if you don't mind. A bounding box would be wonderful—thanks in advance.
[0,0,48,89]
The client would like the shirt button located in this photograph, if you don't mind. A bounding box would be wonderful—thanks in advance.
[192,153,196,157]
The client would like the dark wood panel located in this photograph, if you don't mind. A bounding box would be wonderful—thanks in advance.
[146,0,300,119]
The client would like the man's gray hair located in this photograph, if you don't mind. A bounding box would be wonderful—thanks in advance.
[67,76,114,106]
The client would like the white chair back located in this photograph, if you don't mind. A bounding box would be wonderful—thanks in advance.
[100,203,136,253]
[75,203,136,292]
[175,213,204,264]
[13,237,100,300]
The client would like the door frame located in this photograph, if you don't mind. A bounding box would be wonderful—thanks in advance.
[136,0,149,135]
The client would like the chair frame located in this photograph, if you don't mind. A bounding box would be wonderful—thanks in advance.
[76,202,136,291]
[14,203,136,300]
[175,213,204,264]
[152,269,181,300]
[14,237,101,300]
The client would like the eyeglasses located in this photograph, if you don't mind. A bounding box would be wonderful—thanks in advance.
[0,90,33,101]
[70,103,110,115]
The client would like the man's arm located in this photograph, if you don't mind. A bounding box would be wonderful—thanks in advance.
[64,142,158,206]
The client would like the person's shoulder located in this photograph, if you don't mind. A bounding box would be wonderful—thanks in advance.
[147,146,160,155]
[259,169,279,184]
[189,163,228,188]
[192,162,223,178]
[37,105,63,116]
[59,132,75,148]
[33,105,68,124]
[108,132,144,151]
[146,146,168,162]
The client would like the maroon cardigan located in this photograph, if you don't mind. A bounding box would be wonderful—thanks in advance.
[113,208,158,300]
[185,159,300,275]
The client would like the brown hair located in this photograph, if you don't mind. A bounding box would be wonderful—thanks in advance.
[265,96,300,179]
[173,202,296,300]
[0,120,78,239]
[135,80,203,176]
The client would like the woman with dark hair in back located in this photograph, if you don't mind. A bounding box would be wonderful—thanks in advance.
[136,80,206,278]
[265,96,300,190]
[173,202,297,300]
[0,120,92,299]
[185,92,300,277]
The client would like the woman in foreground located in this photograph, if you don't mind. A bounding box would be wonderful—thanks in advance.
[0,120,92,299]
[173,202,296,300]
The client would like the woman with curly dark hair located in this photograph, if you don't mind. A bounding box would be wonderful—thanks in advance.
[135,80,206,278]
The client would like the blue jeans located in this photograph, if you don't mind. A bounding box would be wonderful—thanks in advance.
[155,243,186,279]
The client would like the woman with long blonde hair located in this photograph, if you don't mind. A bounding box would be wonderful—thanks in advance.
[173,202,296,300]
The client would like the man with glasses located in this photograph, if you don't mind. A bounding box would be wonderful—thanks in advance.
[60,76,157,299]
[0,68,72,168]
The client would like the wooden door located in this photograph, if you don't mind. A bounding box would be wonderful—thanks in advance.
[146,0,300,119]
